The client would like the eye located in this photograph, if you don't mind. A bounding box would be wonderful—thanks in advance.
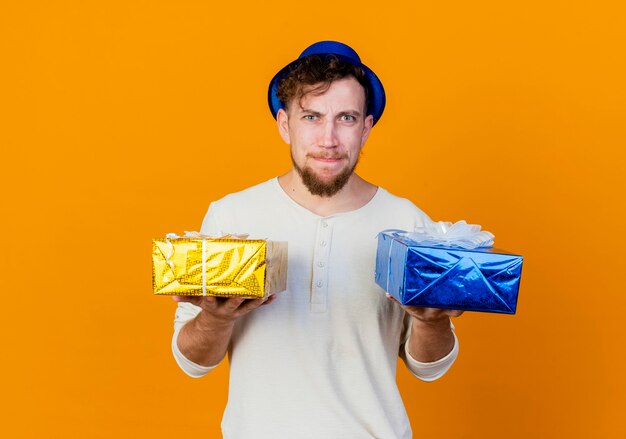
[303,114,317,121]
[340,114,356,121]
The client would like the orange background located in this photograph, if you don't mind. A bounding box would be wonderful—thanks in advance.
[1,1,625,438]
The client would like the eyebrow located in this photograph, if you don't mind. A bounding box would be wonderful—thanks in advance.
[338,110,362,118]
[299,108,324,117]
[299,108,363,118]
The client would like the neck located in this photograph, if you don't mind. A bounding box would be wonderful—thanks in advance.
[278,169,378,217]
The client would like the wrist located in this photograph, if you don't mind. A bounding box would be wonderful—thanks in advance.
[194,310,235,332]
[411,315,451,332]
[408,316,455,362]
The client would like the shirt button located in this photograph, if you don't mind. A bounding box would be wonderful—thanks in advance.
[320,241,327,247]
[316,281,323,288]
[318,261,325,268]
[322,221,328,228]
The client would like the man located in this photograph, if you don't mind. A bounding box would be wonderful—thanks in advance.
[172,41,463,438]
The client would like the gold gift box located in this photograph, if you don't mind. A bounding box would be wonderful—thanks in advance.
[152,235,288,298]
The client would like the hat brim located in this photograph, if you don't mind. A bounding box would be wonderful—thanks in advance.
[268,53,386,126]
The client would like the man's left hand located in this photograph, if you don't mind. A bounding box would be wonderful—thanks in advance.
[385,293,464,324]
[386,293,463,363]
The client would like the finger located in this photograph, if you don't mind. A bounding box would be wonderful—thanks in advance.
[221,297,247,312]
[197,296,221,311]
[234,294,279,315]
[396,303,430,317]
[260,294,277,306]
[385,293,400,304]
[234,298,268,315]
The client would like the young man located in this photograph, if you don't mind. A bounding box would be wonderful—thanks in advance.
[172,41,462,438]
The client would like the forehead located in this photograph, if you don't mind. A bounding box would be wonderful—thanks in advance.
[296,77,366,112]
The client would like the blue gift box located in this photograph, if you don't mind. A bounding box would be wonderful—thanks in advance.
[375,230,523,314]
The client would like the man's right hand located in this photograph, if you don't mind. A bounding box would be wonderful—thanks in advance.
[173,295,277,367]
[173,295,276,324]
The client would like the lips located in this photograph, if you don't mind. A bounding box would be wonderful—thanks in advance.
[309,155,346,161]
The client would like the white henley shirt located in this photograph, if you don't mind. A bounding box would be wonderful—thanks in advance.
[172,178,458,439]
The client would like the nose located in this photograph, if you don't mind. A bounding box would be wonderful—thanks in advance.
[318,119,338,148]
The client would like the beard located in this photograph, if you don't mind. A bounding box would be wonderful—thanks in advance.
[291,151,358,197]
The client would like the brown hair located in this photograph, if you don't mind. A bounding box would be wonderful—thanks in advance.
[276,55,370,114]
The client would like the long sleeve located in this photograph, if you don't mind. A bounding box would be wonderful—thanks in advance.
[171,203,223,377]
[399,317,459,382]
[172,302,219,377]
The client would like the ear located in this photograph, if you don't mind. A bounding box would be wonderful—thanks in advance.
[277,109,291,144]
[360,114,374,146]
